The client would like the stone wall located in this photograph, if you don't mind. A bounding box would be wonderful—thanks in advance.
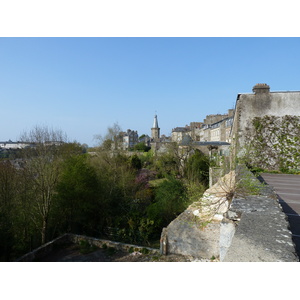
[69,234,159,255]
[160,167,299,262]
[160,170,235,260]
[15,234,70,262]
[231,84,300,156]
[209,167,225,187]
[223,183,298,261]
[16,234,159,262]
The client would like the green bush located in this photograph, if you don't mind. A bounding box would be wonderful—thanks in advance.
[134,142,151,152]
[147,176,189,230]
[79,240,98,254]
[184,150,209,186]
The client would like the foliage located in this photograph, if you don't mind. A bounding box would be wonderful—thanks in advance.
[95,122,123,150]
[54,154,102,235]
[79,240,98,254]
[133,142,151,152]
[185,181,207,204]
[235,168,265,196]
[146,176,190,231]
[244,115,300,172]
[0,131,211,260]
[101,139,113,151]
[184,150,209,186]
[152,152,179,178]
[130,154,142,170]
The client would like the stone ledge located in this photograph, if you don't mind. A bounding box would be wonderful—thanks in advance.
[16,234,160,262]
[223,171,298,262]
[160,166,299,262]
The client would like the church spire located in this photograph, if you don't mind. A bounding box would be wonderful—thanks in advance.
[152,114,159,128]
[151,114,160,141]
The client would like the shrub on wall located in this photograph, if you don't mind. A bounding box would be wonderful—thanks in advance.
[244,115,300,172]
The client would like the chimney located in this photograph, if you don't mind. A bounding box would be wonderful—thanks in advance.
[252,83,270,94]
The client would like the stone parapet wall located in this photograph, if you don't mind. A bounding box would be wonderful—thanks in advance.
[16,234,159,262]
[160,167,299,261]
[15,234,70,262]
[222,173,298,261]
[68,234,159,255]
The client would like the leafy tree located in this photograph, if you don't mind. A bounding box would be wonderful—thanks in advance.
[90,151,137,235]
[147,176,189,235]
[152,152,178,178]
[101,139,113,151]
[130,154,142,170]
[185,149,209,186]
[133,142,151,152]
[54,154,102,235]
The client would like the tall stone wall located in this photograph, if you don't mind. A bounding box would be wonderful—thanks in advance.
[232,84,300,153]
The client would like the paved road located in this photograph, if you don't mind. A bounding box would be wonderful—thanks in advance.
[261,173,300,258]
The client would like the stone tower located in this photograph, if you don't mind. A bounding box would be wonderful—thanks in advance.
[151,114,160,141]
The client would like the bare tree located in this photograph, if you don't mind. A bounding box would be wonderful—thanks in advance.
[94,122,123,150]
[20,125,68,244]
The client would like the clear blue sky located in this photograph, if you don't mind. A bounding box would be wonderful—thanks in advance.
[1,37,300,146]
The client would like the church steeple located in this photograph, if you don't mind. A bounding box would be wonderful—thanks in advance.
[152,114,159,129]
[151,114,160,141]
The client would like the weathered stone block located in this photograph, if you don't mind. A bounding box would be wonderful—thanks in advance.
[161,207,221,259]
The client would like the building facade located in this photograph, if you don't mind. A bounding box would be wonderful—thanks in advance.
[122,129,139,150]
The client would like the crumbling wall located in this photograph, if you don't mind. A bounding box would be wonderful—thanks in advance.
[232,84,300,160]
[160,171,235,260]
[160,167,298,261]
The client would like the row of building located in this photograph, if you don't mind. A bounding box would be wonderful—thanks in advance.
[119,83,300,162]
[0,140,63,150]
[0,140,33,150]
[118,109,234,153]
[171,109,234,144]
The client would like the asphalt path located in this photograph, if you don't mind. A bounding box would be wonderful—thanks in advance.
[261,173,300,258]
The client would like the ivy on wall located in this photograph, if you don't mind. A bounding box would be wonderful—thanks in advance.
[244,115,300,172]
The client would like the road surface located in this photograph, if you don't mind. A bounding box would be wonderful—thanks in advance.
[261,173,300,258]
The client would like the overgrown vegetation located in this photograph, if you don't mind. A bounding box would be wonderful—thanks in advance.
[244,115,300,173]
[0,126,210,261]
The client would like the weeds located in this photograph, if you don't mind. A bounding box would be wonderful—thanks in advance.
[79,240,98,254]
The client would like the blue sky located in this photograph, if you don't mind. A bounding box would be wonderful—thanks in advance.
[1,37,300,146]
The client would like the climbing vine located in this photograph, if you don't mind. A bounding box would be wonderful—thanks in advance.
[244,115,300,172]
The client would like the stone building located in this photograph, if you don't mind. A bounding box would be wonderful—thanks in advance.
[189,122,203,141]
[172,109,234,144]
[138,134,151,147]
[171,126,190,142]
[208,116,234,143]
[122,129,139,150]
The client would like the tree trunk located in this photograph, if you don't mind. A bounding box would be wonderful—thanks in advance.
[41,218,47,245]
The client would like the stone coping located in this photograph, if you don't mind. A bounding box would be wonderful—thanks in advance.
[15,233,159,262]
[223,169,299,262]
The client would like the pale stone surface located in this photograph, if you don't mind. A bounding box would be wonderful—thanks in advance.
[164,207,221,259]
[160,172,236,259]
[160,167,298,262]
[194,170,236,218]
